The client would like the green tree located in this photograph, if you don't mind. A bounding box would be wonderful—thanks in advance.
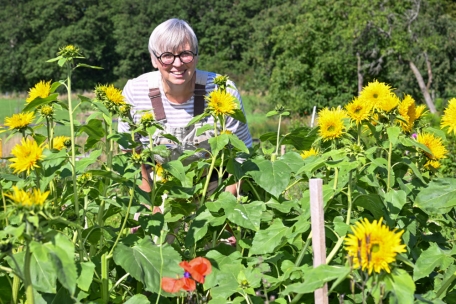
[257,0,358,113]
[0,0,118,91]
[347,0,456,112]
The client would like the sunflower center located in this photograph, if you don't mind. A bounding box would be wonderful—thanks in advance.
[373,93,378,98]
[371,243,380,253]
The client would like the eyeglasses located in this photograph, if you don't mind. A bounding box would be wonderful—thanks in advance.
[154,50,197,65]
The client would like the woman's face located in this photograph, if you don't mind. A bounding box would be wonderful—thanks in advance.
[152,43,198,88]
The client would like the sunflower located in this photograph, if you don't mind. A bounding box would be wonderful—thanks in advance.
[58,45,82,59]
[416,132,447,160]
[377,93,400,113]
[300,147,319,159]
[5,186,49,208]
[441,98,456,135]
[9,138,45,174]
[317,107,348,141]
[52,136,70,150]
[214,75,229,88]
[345,217,406,274]
[30,188,49,207]
[140,112,155,128]
[40,104,54,118]
[206,89,237,116]
[415,105,427,120]
[4,112,35,131]
[100,84,125,105]
[5,186,31,207]
[26,80,52,103]
[424,160,440,170]
[358,80,392,108]
[397,94,416,133]
[345,97,373,125]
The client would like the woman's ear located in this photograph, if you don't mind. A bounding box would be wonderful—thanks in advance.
[151,55,158,69]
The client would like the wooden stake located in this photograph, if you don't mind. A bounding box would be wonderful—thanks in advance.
[310,178,328,303]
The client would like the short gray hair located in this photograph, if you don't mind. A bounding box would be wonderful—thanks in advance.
[148,19,198,56]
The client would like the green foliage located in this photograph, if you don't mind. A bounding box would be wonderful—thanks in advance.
[2,0,456,119]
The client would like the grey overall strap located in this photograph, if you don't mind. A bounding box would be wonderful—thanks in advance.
[194,83,206,116]
[148,84,207,121]
[148,88,166,121]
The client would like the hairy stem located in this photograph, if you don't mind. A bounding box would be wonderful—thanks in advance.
[387,140,393,191]
[66,65,83,259]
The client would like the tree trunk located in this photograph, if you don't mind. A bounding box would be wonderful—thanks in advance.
[409,60,436,113]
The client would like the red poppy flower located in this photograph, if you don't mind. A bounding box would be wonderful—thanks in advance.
[179,257,212,284]
[161,277,196,293]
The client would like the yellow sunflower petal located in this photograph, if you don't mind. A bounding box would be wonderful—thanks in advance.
[416,132,447,160]
[26,80,52,103]
[300,147,319,159]
[206,89,237,116]
[397,94,416,133]
[317,107,348,141]
[9,138,45,175]
[4,112,35,131]
[441,98,456,135]
[345,97,373,125]
[345,217,406,274]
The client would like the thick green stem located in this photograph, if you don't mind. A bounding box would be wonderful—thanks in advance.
[294,234,312,267]
[333,167,339,191]
[218,151,225,184]
[275,114,282,156]
[245,179,261,201]
[387,141,393,191]
[101,253,109,303]
[12,274,20,304]
[436,272,456,298]
[155,231,165,304]
[201,154,217,206]
[24,243,34,304]
[357,124,361,146]
[97,120,114,237]
[1,184,8,226]
[108,186,135,258]
[66,67,83,259]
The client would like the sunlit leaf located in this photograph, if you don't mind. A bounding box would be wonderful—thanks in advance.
[247,159,292,198]
[249,219,289,255]
[281,265,350,295]
[113,237,182,293]
[415,178,456,214]
[414,243,454,281]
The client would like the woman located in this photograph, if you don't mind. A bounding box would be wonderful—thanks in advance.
[118,18,252,196]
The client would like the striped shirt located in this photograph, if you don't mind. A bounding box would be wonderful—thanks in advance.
[117,70,253,148]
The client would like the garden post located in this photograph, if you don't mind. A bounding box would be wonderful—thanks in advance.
[310,178,328,303]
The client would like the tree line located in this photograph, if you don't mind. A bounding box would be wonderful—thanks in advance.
[1,0,455,113]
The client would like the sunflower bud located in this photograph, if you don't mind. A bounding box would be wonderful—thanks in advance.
[58,45,82,59]
[214,75,229,90]
[64,139,72,148]
[40,105,54,118]
[140,112,155,128]
[119,104,132,117]
[77,172,93,186]
[131,152,143,165]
